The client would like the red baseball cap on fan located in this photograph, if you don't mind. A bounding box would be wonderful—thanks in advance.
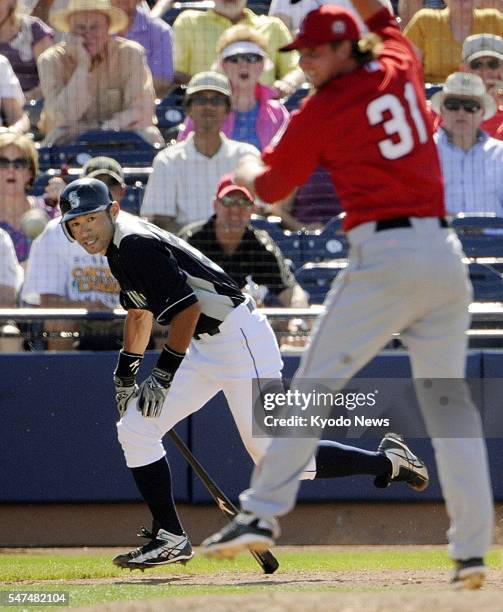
[216,173,254,201]
[280,5,361,52]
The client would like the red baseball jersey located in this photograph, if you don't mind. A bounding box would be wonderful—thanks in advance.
[255,9,446,231]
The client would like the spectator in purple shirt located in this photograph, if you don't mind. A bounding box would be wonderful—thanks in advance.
[112,0,174,97]
[0,0,54,99]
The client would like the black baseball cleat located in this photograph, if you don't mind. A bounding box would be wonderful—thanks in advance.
[452,557,487,590]
[201,512,279,560]
[112,528,193,570]
[375,433,429,491]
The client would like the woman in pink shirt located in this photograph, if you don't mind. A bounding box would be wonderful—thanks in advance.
[178,25,289,151]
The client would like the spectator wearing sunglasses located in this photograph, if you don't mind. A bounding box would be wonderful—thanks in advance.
[172,0,303,97]
[178,26,289,151]
[432,72,503,215]
[141,71,259,233]
[0,133,59,263]
[462,34,503,139]
[180,173,308,308]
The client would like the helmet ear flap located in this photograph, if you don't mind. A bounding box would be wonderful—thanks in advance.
[61,221,75,242]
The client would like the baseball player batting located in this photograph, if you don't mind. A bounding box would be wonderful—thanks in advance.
[202,0,494,590]
[58,177,428,571]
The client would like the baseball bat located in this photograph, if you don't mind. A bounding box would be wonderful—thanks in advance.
[168,429,279,574]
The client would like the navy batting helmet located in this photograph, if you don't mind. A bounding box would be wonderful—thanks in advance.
[60,178,113,241]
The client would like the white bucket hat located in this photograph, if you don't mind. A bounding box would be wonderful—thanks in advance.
[49,0,128,34]
[430,72,496,120]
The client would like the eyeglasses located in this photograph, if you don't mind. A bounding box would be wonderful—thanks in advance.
[0,157,30,169]
[189,95,229,106]
[224,53,264,64]
[469,58,501,71]
[219,196,253,208]
[443,98,482,113]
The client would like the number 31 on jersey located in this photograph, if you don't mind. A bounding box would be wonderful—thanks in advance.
[367,82,428,160]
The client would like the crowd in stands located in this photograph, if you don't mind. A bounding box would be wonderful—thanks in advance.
[1,0,503,350]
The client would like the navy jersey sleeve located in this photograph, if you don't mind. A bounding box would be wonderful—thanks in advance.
[118,235,198,324]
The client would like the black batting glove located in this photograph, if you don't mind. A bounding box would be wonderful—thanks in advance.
[138,346,185,418]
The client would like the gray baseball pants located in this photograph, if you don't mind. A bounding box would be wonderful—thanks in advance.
[240,218,494,560]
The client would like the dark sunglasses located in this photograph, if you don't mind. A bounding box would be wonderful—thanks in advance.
[469,58,501,71]
[0,157,30,169]
[219,195,253,208]
[224,53,264,64]
[190,95,228,106]
[443,97,482,113]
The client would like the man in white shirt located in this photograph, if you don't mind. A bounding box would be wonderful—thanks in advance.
[141,72,260,233]
[432,72,503,215]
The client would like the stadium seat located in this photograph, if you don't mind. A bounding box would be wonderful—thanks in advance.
[275,230,307,271]
[303,215,349,262]
[249,214,285,244]
[121,183,145,216]
[37,130,161,171]
[246,0,270,15]
[284,83,311,111]
[424,83,443,99]
[156,86,186,134]
[468,262,503,302]
[452,214,503,258]
[162,0,213,24]
[295,261,346,304]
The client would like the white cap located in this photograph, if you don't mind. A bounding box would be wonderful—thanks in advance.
[463,34,503,64]
[221,41,268,60]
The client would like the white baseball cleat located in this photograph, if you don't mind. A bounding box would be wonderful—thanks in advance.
[377,433,429,491]
[201,512,279,560]
[112,528,193,571]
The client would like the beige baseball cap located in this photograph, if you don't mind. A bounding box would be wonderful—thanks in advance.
[82,156,124,185]
[430,72,496,120]
[185,71,232,99]
[50,0,128,34]
[463,34,503,64]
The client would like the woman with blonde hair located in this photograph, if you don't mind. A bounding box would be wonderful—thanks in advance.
[178,24,289,151]
[0,132,59,262]
[0,0,54,99]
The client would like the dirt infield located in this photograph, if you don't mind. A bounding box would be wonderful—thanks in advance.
[63,568,503,612]
[71,590,503,612]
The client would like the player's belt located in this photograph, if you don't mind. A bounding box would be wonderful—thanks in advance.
[193,299,255,340]
[375,217,449,232]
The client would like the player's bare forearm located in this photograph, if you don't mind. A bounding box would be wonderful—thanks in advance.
[124,309,153,354]
[235,155,267,198]
[166,302,201,353]
[351,0,390,21]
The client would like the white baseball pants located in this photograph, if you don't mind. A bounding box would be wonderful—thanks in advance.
[117,302,317,479]
[240,218,494,561]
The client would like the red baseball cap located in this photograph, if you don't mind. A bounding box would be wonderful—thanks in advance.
[280,5,361,52]
[216,173,254,201]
